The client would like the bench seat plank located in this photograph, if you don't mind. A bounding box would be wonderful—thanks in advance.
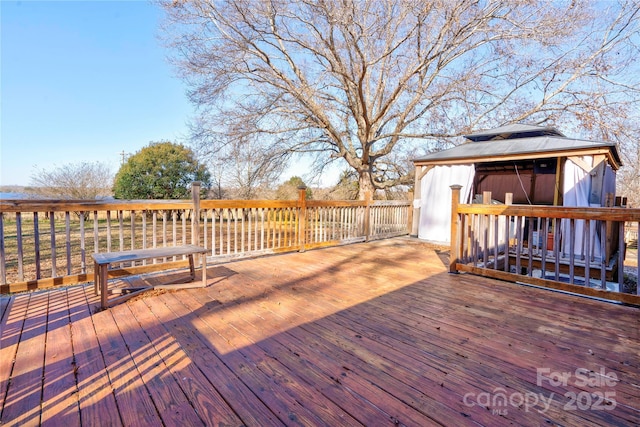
[93,245,208,265]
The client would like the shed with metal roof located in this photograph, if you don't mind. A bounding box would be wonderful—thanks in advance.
[411,124,621,243]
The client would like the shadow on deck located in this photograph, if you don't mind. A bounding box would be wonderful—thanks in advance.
[1,237,638,426]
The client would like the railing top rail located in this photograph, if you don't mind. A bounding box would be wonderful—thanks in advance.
[457,203,640,221]
[0,199,411,216]
[307,200,366,207]
[371,200,411,206]
[200,199,299,209]
[0,199,194,213]
[306,200,410,208]
[0,198,411,214]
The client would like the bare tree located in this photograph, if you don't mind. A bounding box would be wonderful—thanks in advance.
[199,130,289,199]
[162,0,639,199]
[29,161,113,199]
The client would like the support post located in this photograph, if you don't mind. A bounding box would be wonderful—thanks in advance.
[191,181,201,247]
[298,186,307,252]
[449,185,463,273]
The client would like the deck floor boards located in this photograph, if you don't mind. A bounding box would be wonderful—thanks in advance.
[0,237,638,426]
[41,288,79,427]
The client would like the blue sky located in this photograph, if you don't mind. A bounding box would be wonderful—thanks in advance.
[1,0,195,186]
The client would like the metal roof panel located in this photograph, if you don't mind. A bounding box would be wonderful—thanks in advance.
[414,136,619,164]
[464,124,565,141]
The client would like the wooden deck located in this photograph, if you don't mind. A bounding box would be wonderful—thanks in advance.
[1,237,638,426]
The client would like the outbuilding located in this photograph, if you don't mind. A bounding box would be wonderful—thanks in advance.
[411,124,622,252]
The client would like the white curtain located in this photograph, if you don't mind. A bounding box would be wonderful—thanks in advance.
[601,165,616,206]
[418,164,475,244]
[561,156,601,259]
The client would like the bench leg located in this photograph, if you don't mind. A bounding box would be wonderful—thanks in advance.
[188,254,196,281]
[201,253,207,285]
[94,260,100,295]
[100,264,109,309]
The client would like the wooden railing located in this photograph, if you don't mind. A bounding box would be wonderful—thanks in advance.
[0,187,410,292]
[449,186,640,305]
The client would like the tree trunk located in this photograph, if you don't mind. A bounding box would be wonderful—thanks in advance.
[358,171,375,200]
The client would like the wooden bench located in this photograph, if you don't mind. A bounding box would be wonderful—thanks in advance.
[92,245,208,309]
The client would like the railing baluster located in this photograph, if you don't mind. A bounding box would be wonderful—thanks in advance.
[579,219,586,261]
[503,213,510,273]
[464,213,471,265]
[493,214,499,270]
[600,220,606,288]
[142,211,147,265]
[553,217,560,282]
[106,211,112,253]
[16,212,24,281]
[527,217,534,277]
[617,220,624,291]
[244,207,249,250]
[260,208,265,251]
[311,208,316,243]
[569,218,575,284]
[65,212,71,275]
[152,211,157,250]
[541,217,549,278]
[118,210,124,268]
[234,208,239,253]
[226,209,231,254]
[172,210,178,246]
[381,205,385,234]
[277,208,282,248]
[78,212,85,275]
[290,207,295,246]
[350,207,354,238]
[50,212,56,278]
[584,219,590,287]
[247,208,251,251]
[203,209,208,253]
[345,206,349,238]
[458,212,466,264]
[211,209,217,256]
[173,210,178,260]
[162,211,167,262]
[131,210,136,251]
[118,210,124,252]
[294,207,298,246]
[93,211,99,255]
[315,208,320,243]
[181,211,187,252]
[0,215,5,284]
[254,208,258,249]
[515,216,522,275]
[331,207,336,240]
